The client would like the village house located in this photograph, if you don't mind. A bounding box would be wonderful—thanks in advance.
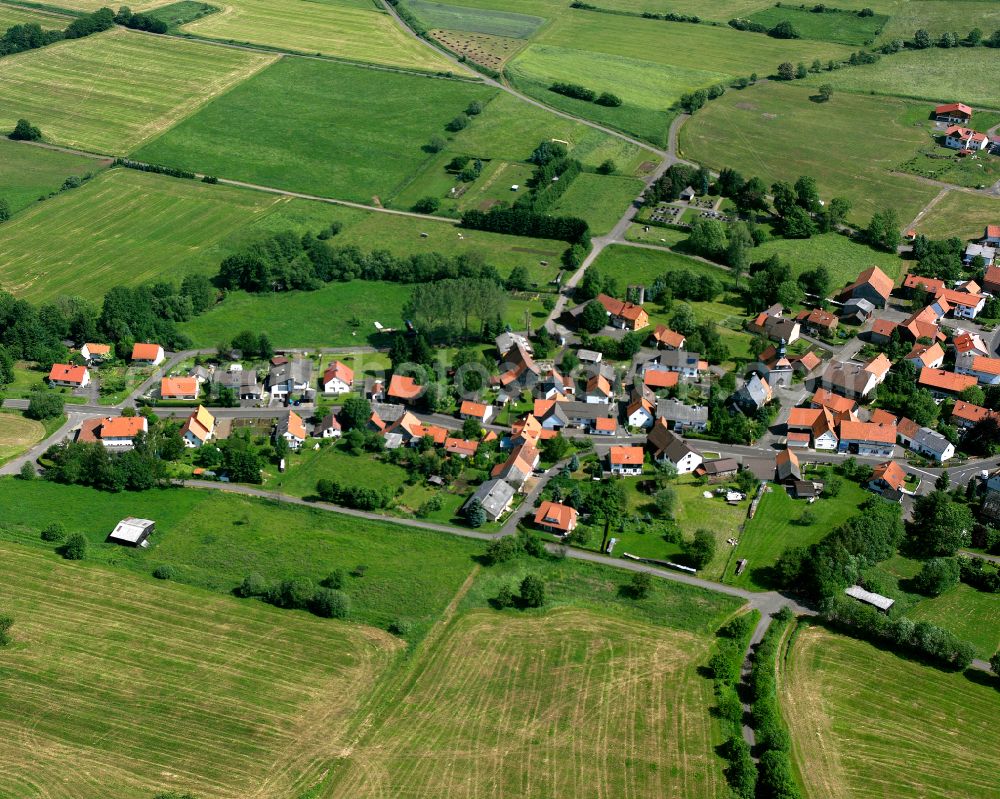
[644,349,702,379]
[812,355,891,400]
[386,374,423,404]
[935,285,986,319]
[48,363,90,389]
[498,342,541,388]
[838,266,894,309]
[786,406,838,450]
[316,411,342,438]
[656,398,708,433]
[584,374,614,404]
[80,343,111,364]
[944,125,988,151]
[810,388,857,422]
[905,342,945,370]
[268,359,313,399]
[901,274,945,297]
[594,293,649,330]
[492,443,541,489]
[950,400,997,432]
[108,517,156,547]
[753,344,795,387]
[730,373,772,415]
[77,415,148,449]
[534,501,578,535]
[868,460,905,502]
[774,448,801,483]
[444,437,479,459]
[131,342,165,366]
[953,330,990,357]
[608,444,644,476]
[592,416,617,435]
[838,420,896,457]
[180,405,216,448]
[459,400,495,424]
[160,377,199,401]
[626,396,655,428]
[643,369,680,391]
[908,426,955,463]
[536,367,575,399]
[748,305,800,343]
[839,297,876,324]
[215,367,263,401]
[963,243,996,266]
[275,410,307,449]
[651,325,685,350]
[984,224,1000,247]
[646,419,703,474]
[577,348,602,364]
[496,331,532,357]
[322,361,354,395]
[695,457,738,482]
[464,479,515,521]
[795,308,838,336]
[956,353,1000,386]
[791,351,821,376]
[918,367,978,398]
[934,102,972,123]
[983,264,1000,294]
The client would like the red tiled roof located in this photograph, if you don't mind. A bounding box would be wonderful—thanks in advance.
[131,343,162,361]
[48,363,87,384]
[865,353,892,379]
[460,400,488,418]
[644,370,679,389]
[323,360,354,386]
[811,388,856,416]
[100,416,147,439]
[872,460,906,491]
[871,319,897,338]
[869,408,898,427]
[388,374,422,400]
[841,266,894,303]
[609,445,643,465]
[160,377,198,397]
[971,356,1000,376]
[596,294,649,325]
[936,102,972,116]
[444,437,479,457]
[986,225,1000,238]
[951,401,995,425]
[903,274,945,294]
[594,416,617,431]
[918,368,978,394]
[285,410,306,440]
[906,342,944,367]
[652,325,685,348]
[839,420,896,444]
[534,501,578,532]
[83,343,111,356]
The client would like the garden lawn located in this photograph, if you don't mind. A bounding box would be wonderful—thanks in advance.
[550,173,643,235]
[180,0,462,72]
[916,191,1000,242]
[745,6,887,46]
[405,0,544,37]
[0,168,281,303]
[134,57,497,203]
[0,543,399,799]
[0,28,277,154]
[0,138,107,215]
[680,80,941,225]
[906,582,1000,659]
[180,280,411,348]
[724,477,870,591]
[751,232,905,287]
[0,479,484,638]
[803,46,1000,110]
[782,626,1000,799]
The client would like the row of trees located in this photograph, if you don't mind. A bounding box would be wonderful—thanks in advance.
[907,27,1000,50]
[0,7,116,59]
[238,572,350,619]
[549,82,622,107]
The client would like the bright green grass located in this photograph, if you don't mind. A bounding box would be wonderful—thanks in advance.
[266,445,412,499]
[450,92,656,174]
[880,0,1000,42]
[0,28,276,154]
[550,173,642,235]
[405,0,544,37]
[898,147,1000,191]
[917,191,999,242]
[0,479,484,637]
[680,80,941,225]
[723,477,870,591]
[906,582,1000,659]
[180,280,412,348]
[783,626,1000,799]
[507,44,723,145]
[134,57,497,203]
[624,223,689,247]
[0,411,45,465]
[804,46,1000,109]
[751,232,905,287]
[0,1,69,28]
[146,0,221,30]
[0,542,400,799]
[179,0,462,72]
[745,5,888,46]
[0,168,280,303]
[0,138,106,215]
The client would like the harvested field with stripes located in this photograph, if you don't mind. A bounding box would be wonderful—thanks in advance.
[0,413,44,464]
[326,608,725,798]
[782,626,1000,799]
[0,543,400,799]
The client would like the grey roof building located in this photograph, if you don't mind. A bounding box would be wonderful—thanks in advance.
[214,369,262,399]
[267,358,312,395]
[656,398,708,431]
[730,374,771,414]
[464,478,516,521]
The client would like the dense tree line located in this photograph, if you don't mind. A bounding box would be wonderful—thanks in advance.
[909,235,965,281]
[114,6,168,33]
[238,572,350,619]
[460,205,590,244]
[0,7,116,59]
[316,477,393,511]
[404,277,507,339]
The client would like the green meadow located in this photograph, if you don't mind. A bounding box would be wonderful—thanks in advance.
[751,232,905,287]
[0,2,70,28]
[745,5,888,46]
[405,0,545,37]
[880,0,1000,42]
[0,139,107,215]
[550,173,643,235]
[917,191,999,242]
[907,581,1000,659]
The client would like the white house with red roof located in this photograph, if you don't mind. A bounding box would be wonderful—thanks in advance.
[78,416,148,449]
[80,343,111,364]
[534,501,578,534]
[955,354,1000,386]
[944,125,988,151]
[322,361,354,395]
[48,363,90,388]
[131,343,165,366]
[608,445,644,475]
[935,102,972,122]
[985,225,1000,248]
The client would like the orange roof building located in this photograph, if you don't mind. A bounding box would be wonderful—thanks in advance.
[643,370,679,390]
[839,266,894,308]
[810,388,856,421]
[534,501,578,534]
[444,437,479,458]
[48,363,89,387]
[905,342,945,369]
[160,377,199,400]
[181,405,216,447]
[78,415,148,448]
[918,368,978,396]
[838,420,896,455]
[951,401,997,429]
[595,294,649,330]
[387,374,422,401]
[322,361,354,393]
[651,325,685,349]
[871,460,906,493]
[609,445,644,474]
[131,342,164,364]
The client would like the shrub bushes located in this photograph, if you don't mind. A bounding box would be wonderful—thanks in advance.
[152,564,178,580]
[550,82,596,102]
[40,522,65,543]
[61,532,88,561]
[0,614,13,647]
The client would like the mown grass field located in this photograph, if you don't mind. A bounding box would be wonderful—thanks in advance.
[181,280,412,347]
[0,479,484,637]
[804,46,1000,109]
[722,479,870,591]
[880,0,1000,42]
[0,138,107,215]
[550,173,642,235]
[266,445,413,499]
[0,412,45,465]
[0,2,71,28]
[325,608,728,799]
[406,0,544,37]
[0,28,276,154]
[680,80,941,225]
[916,191,999,242]
[0,168,280,303]
[135,57,496,202]
[0,543,400,799]
[751,231,906,288]
[906,581,1000,659]
[782,626,1000,799]
[745,6,888,46]
[180,0,461,71]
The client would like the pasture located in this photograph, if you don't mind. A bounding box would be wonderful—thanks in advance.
[0,28,276,154]
[916,191,999,242]
[0,543,400,799]
[0,138,106,215]
[751,231,905,287]
[406,0,544,37]
[804,47,1000,109]
[326,609,728,799]
[0,412,45,465]
[0,168,280,303]
[134,57,497,202]
[680,80,941,224]
[0,2,71,28]
[906,582,1000,659]
[549,173,643,235]
[179,0,461,72]
[782,626,1000,799]
[880,0,1000,42]
[745,5,888,46]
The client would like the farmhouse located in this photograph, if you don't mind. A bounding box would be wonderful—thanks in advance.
[935,286,986,319]
[791,351,821,375]
[839,297,875,324]
[77,415,148,449]
[595,293,649,330]
[646,419,703,473]
[838,266,893,309]
[838,420,896,457]
[985,224,1000,247]
[775,448,801,483]
[812,355,891,400]
[868,460,905,502]
[534,501,578,535]
[844,585,894,613]
[160,377,199,401]
[748,306,800,343]
[180,405,216,448]
[48,363,90,388]
[322,360,354,395]
[107,517,155,547]
[498,342,540,387]
[786,406,838,450]
[902,274,945,296]
[275,410,307,449]
[491,442,539,489]
[918,367,978,398]
[956,353,1000,385]
[651,325,685,349]
[464,478,515,521]
[934,102,972,123]
[592,416,617,436]
[810,388,857,422]
[905,342,945,370]
[795,308,838,335]
[215,368,262,401]
[131,343,165,366]
[944,125,988,151]
[80,343,111,364]
[608,445,644,475]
